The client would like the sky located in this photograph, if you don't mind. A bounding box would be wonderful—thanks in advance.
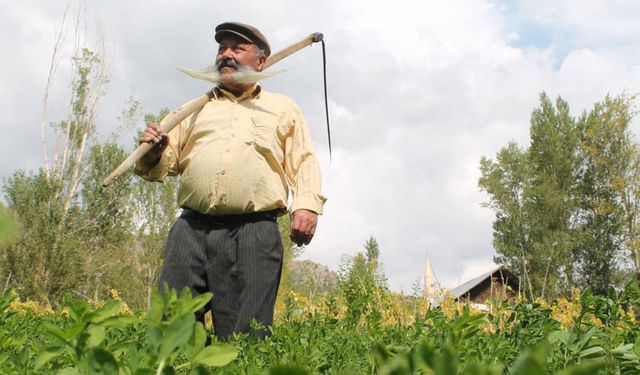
[1,0,639,292]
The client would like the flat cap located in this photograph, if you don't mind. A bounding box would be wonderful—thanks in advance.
[215,22,271,57]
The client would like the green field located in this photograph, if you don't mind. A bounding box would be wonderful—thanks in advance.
[2,283,640,375]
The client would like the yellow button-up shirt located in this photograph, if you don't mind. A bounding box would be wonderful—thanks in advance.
[134,85,326,215]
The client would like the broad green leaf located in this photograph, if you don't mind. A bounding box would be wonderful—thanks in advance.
[616,352,639,361]
[43,322,72,344]
[91,300,121,323]
[148,325,164,351]
[87,348,119,375]
[191,343,239,367]
[158,313,195,361]
[45,320,86,342]
[185,322,207,360]
[432,346,458,375]
[180,292,213,316]
[66,301,90,323]
[575,327,597,349]
[88,325,106,347]
[508,343,548,375]
[415,342,437,369]
[34,346,66,370]
[579,346,605,359]
[106,338,135,354]
[610,343,634,355]
[547,330,570,345]
[148,289,164,324]
[63,322,88,341]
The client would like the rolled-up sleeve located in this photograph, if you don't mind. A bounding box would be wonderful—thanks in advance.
[284,103,327,214]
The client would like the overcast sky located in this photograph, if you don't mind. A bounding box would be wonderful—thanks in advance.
[2,0,639,292]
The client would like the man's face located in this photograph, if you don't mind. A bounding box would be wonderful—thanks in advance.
[216,36,265,75]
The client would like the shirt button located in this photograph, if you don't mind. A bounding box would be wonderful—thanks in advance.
[221,170,226,175]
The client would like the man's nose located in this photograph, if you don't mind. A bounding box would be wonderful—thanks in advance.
[219,47,234,59]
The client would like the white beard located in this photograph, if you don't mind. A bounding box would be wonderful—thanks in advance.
[173,63,285,85]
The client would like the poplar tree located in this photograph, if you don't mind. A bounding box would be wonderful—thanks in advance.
[479,93,639,298]
[574,95,636,294]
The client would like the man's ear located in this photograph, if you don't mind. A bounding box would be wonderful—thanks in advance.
[256,54,267,72]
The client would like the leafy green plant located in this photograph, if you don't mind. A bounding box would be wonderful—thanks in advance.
[4,282,640,374]
[0,292,37,373]
[32,287,237,374]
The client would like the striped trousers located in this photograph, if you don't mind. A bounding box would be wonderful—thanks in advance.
[158,209,284,339]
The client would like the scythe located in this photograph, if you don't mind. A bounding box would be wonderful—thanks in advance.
[102,32,325,187]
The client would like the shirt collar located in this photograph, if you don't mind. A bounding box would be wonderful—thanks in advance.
[213,84,262,102]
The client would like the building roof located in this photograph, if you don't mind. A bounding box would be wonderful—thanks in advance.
[430,265,518,308]
[449,266,502,299]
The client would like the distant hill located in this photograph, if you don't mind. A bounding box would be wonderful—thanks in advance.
[289,259,338,298]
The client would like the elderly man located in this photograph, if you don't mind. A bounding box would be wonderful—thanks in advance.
[135,22,325,339]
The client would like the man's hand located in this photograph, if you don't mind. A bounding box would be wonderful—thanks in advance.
[139,122,168,167]
[290,209,318,246]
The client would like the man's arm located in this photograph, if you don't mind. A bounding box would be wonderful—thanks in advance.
[139,122,169,168]
[284,103,326,246]
[134,115,181,182]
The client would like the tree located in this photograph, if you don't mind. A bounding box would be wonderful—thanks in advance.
[525,94,579,297]
[2,170,73,302]
[78,143,135,302]
[622,143,640,281]
[0,204,19,249]
[364,236,387,288]
[479,93,639,298]
[1,44,124,303]
[289,260,338,300]
[479,142,535,298]
[338,236,388,325]
[126,110,179,309]
[0,4,138,305]
[574,95,636,294]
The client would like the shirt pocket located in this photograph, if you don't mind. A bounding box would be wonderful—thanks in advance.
[250,115,283,157]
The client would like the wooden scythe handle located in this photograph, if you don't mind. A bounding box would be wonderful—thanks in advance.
[102,32,323,187]
[264,32,323,69]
